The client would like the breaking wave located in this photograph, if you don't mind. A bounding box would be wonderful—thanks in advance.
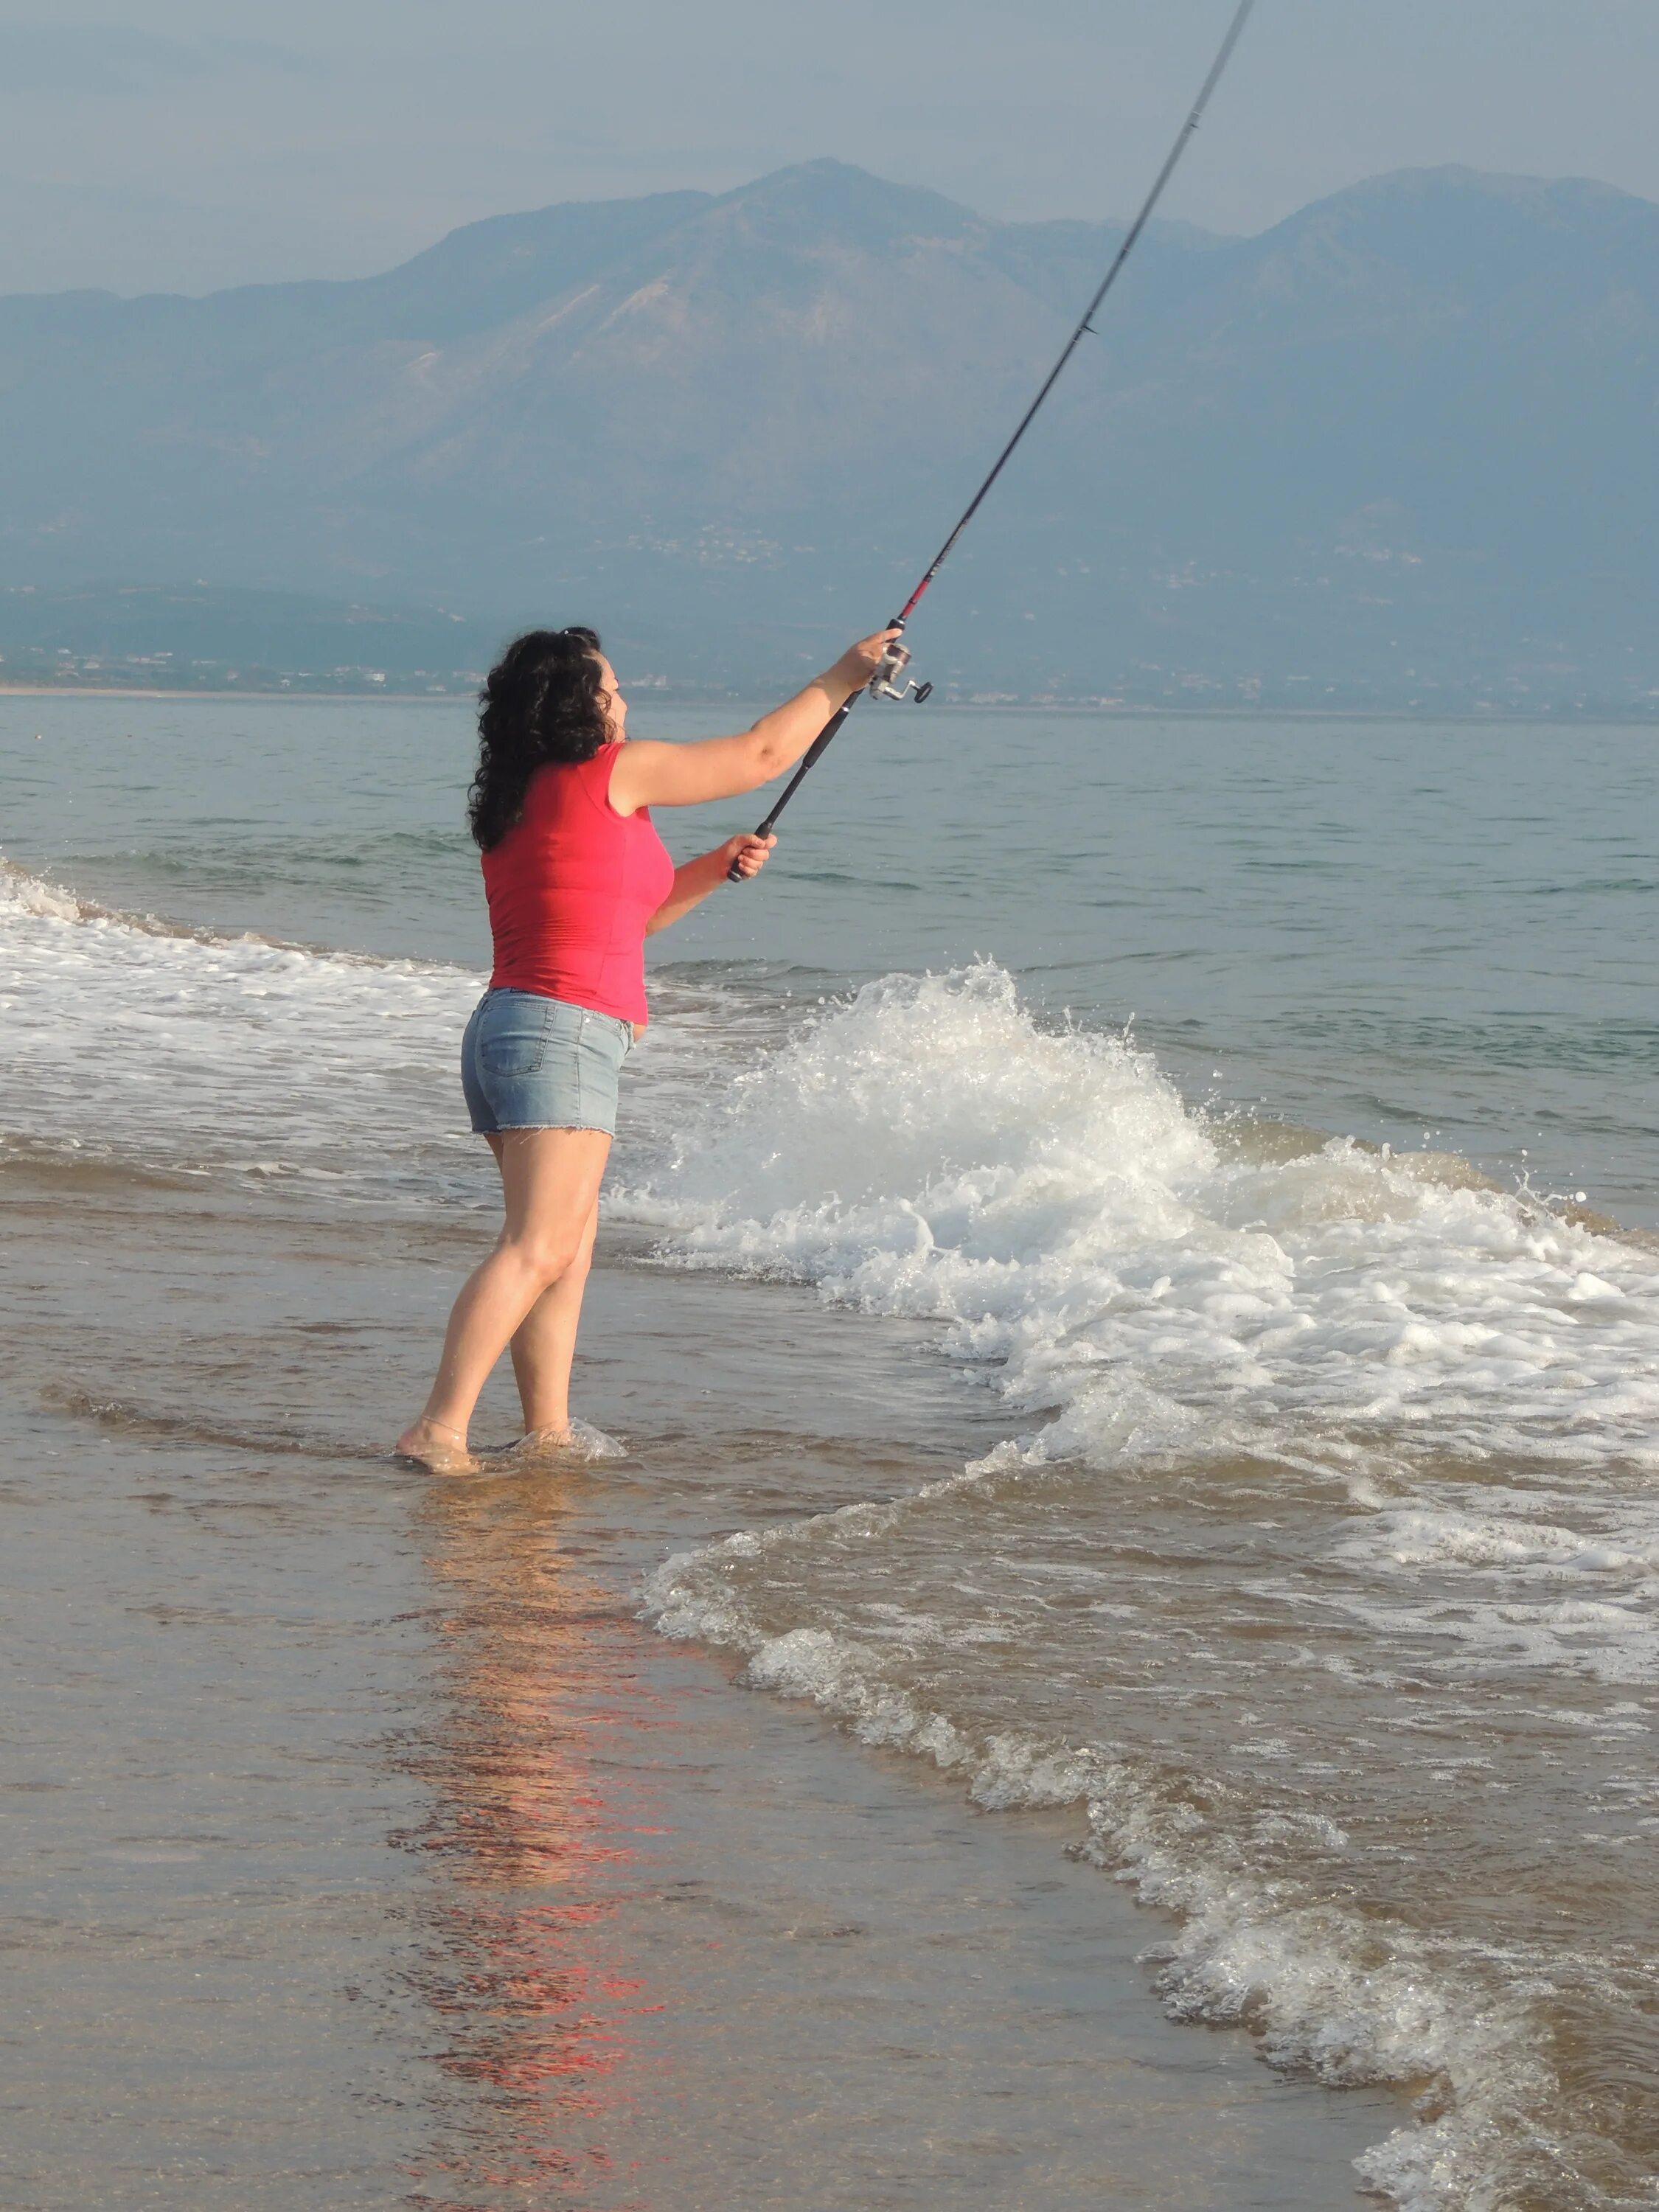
[627,964,1659,2209]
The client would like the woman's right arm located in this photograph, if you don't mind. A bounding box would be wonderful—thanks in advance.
[607,630,900,813]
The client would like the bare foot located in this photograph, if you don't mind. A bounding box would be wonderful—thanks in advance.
[394,1417,479,1477]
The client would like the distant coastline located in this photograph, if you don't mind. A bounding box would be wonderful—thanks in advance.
[9,680,1659,726]
[0,682,467,702]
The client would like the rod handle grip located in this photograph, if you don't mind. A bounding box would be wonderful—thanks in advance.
[726,827,776,884]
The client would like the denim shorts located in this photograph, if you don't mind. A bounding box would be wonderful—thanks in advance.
[460,989,634,1136]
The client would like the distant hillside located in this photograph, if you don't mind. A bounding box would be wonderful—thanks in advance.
[0,583,502,695]
[2,160,1657,709]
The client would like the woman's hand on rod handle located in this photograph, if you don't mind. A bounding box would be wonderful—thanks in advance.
[726,830,777,884]
[725,832,776,881]
[827,627,903,696]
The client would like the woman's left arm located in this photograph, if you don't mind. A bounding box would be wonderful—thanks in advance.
[645,833,776,934]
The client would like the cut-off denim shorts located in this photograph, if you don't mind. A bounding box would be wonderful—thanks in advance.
[460,989,634,1137]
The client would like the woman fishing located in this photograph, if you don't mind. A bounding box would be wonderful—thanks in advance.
[396,622,900,1475]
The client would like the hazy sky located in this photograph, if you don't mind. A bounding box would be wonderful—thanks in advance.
[4,0,1657,296]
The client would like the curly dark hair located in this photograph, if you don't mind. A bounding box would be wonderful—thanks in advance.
[467,626,611,849]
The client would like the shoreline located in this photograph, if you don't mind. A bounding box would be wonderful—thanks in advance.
[0,1169,1406,2208]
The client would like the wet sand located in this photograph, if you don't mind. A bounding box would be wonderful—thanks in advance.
[1,1167,1404,2208]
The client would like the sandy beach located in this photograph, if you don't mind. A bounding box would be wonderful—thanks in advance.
[1,1166,1400,2208]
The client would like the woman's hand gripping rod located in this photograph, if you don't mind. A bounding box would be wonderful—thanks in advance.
[725,622,931,881]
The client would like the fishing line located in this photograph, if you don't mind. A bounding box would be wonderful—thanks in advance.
[730,0,1258,880]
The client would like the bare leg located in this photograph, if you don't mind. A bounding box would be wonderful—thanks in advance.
[479,1133,599,1438]
[396,1127,611,1472]
[509,1197,600,1438]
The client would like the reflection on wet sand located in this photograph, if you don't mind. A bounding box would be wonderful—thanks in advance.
[398,1479,672,2209]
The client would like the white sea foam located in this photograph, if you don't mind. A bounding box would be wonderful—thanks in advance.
[622,962,1659,1476]
[1348,1503,1658,1575]
[1,858,483,1190]
[644,1535,1554,2212]
[3,865,84,923]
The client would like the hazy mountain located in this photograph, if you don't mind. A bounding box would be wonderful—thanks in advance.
[2,159,1656,707]
[0,582,499,694]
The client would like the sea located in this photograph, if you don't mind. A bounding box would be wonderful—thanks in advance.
[3,690,1656,2212]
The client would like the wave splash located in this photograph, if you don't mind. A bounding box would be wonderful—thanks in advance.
[623,961,1659,1475]
[628,964,1659,2210]
[1,856,483,1194]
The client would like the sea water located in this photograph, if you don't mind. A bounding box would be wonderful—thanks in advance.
[3,692,1656,2209]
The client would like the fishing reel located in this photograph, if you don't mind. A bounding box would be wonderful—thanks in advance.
[868,639,933,703]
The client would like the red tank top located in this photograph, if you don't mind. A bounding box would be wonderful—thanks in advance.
[482,746,675,1026]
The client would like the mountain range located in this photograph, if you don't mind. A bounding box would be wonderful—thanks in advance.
[3,159,1657,707]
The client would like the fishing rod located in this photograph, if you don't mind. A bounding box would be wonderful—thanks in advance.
[729,0,1258,882]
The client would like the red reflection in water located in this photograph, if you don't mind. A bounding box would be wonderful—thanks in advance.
[393,1484,675,2209]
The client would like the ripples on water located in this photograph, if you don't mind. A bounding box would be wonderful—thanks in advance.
[3,696,1657,2208]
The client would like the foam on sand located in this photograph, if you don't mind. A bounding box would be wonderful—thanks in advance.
[644,1524,1553,2212]
[627,964,1659,2209]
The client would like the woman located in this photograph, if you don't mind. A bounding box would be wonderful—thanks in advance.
[396,621,900,1475]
